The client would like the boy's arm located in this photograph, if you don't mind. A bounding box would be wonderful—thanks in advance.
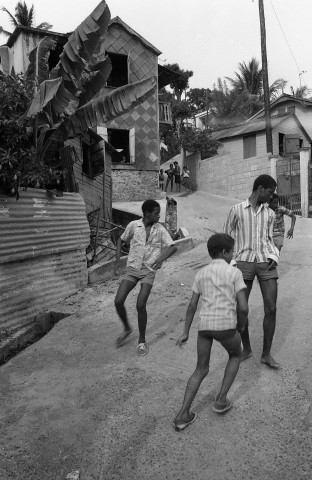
[286,212,296,238]
[114,237,124,275]
[236,289,248,333]
[151,244,177,270]
[176,292,200,347]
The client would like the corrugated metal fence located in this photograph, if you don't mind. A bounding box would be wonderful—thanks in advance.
[0,189,90,331]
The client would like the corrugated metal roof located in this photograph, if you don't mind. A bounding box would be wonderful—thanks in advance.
[0,189,90,265]
[212,116,291,140]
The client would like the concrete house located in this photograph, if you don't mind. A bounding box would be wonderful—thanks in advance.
[0,19,176,212]
[195,113,311,201]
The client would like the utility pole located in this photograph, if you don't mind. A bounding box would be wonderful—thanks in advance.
[258,0,273,153]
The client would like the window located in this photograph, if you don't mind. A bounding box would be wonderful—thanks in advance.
[106,52,129,87]
[277,107,286,115]
[287,106,295,114]
[100,127,135,164]
[279,133,285,155]
[243,134,256,159]
[81,131,104,177]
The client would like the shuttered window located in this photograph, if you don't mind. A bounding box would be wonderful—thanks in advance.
[243,134,256,159]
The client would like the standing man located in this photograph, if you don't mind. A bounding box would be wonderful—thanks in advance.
[173,161,181,192]
[114,200,177,356]
[224,174,280,369]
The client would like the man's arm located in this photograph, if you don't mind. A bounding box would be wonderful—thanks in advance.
[286,212,296,239]
[176,292,200,347]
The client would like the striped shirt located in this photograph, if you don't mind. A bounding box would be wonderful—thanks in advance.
[192,259,246,331]
[224,199,279,264]
[121,219,174,271]
[273,206,293,238]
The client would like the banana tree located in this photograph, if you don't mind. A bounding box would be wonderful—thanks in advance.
[26,0,156,164]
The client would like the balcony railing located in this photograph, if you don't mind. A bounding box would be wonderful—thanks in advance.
[159,102,172,124]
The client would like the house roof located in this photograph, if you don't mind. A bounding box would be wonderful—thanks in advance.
[158,64,183,89]
[109,17,161,56]
[212,114,312,143]
[248,94,312,122]
[5,26,68,47]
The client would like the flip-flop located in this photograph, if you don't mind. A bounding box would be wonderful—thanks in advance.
[116,330,132,348]
[260,357,280,369]
[213,400,233,414]
[173,412,197,432]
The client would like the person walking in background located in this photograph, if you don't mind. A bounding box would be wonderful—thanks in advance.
[159,169,165,191]
[165,164,174,192]
[174,233,248,431]
[224,174,280,369]
[173,161,181,192]
[269,193,296,252]
[181,165,191,191]
[114,200,177,356]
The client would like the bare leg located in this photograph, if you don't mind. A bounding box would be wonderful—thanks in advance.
[215,332,242,406]
[174,332,212,425]
[114,279,137,332]
[240,280,253,360]
[259,279,279,368]
[136,283,153,344]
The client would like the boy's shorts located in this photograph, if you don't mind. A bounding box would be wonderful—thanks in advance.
[174,175,181,184]
[123,266,156,286]
[237,260,278,281]
[273,235,284,248]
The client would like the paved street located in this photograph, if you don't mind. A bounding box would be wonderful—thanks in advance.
[1,191,312,480]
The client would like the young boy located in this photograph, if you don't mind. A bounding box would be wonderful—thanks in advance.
[269,193,296,252]
[173,233,248,431]
[114,200,177,356]
[159,169,165,191]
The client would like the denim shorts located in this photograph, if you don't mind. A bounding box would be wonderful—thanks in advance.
[237,260,278,281]
[123,266,156,286]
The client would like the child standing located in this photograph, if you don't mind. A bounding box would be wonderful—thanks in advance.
[269,193,296,252]
[181,165,191,191]
[174,233,248,431]
[159,169,165,191]
[114,200,177,356]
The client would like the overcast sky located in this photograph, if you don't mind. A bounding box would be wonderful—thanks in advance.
[1,0,312,95]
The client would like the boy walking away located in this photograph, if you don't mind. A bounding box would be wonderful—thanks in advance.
[114,200,177,356]
[174,234,248,431]
[269,193,296,252]
[159,169,165,191]
[165,164,174,192]
[224,174,280,369]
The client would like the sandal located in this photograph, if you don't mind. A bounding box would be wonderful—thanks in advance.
[174,412,197,431]
[213,400,233,414]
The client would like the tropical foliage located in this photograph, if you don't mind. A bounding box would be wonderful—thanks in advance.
[1,0,157,198]
[0,1,52,36]
[163,63,193,102]
[180,129,221,160]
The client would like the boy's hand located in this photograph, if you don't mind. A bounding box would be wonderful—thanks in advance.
[268,259,277,270]
[176,333,188,347]
[151,258,163,270]
[237,323,245,334]
[286,229,294,239]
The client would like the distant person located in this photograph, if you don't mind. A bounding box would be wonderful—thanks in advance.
[269,193,296,252]
[159,169,165,191]
[181,165,191,191]
[173,161,181,192]
[114,200,177,356]
[174,233,248,431]
[165,164,174,192]
[224,174,280,369]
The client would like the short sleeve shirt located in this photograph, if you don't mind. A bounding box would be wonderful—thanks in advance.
[121,219,174,271]
[192,259,246,331]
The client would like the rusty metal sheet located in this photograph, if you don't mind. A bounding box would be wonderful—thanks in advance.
[0,188,90,264]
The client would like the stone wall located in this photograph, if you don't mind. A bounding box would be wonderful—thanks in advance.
[112,170,158,201]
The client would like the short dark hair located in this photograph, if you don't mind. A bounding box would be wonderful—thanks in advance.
[252,174,277,192]
[142,199,160,215]
[207,233,234,258]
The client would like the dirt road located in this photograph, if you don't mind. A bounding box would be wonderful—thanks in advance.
[1,191,312,480]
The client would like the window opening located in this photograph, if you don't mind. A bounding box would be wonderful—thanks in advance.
[108,128,130,163]
[279,133,285,155]
[106,52,128,87]
[243,134,256,159]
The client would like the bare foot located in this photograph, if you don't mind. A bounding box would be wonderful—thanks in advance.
[241,350,252,362]
[260,355,280,369]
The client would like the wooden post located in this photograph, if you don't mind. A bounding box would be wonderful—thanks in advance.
[258,0,273,153]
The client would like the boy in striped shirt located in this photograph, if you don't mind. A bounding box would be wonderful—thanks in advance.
[173,233,248,431]
[224,174,280,369]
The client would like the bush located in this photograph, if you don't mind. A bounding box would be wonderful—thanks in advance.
[180,129,222,160]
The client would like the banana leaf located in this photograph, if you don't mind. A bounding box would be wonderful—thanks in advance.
[26,37,57,91]
[78,57,112,106]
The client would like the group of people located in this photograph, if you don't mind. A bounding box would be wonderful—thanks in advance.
[113,174,296,431]
[158,162,191,192]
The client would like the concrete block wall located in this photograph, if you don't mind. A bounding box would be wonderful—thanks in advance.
[112,170,158,201]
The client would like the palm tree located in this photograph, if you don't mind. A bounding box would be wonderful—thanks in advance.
[1,1,52,36]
